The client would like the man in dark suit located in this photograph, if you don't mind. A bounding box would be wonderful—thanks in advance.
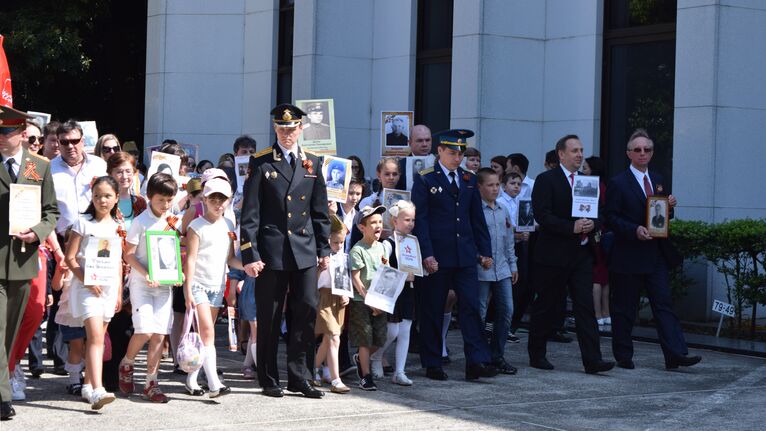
[411,129,498,381]
[0,104,59,420]
[395,124,434,190]
[527,134,613,374]
[240,104,331,398]
[605,128,701,370]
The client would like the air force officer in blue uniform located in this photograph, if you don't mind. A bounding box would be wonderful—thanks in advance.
[411,129,498,381]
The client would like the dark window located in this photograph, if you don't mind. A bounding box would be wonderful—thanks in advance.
[415,0,453,142]
[276,0,294,105]
[601,0,676,189]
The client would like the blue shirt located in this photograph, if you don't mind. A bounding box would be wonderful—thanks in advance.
[477,199,517,282]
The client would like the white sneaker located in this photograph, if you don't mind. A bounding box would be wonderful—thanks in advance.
[14,366,26,390]
[597,318,605,326]
[392,371,413,386]
[90,388,116,410]
[81,384,94,403]
[604,317,612,325]
[10,375,25,401]
[371,359,384,379]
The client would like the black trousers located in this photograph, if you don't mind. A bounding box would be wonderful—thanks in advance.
[510,240,533,329]
[610,263,688,364]
[102,310,133,392]
[527,248,602,367]
[255,267,318,389]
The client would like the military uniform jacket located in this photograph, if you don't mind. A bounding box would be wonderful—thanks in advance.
[411,165,491,268]
[240,143,331,271]
[0,149,59,280]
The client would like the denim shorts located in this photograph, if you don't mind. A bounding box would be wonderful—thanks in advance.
[238,277,257,321]
[60,324,86,342]
[190,283,225,308]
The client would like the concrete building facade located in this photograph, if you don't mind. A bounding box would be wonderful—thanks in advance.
[144,0,766,320]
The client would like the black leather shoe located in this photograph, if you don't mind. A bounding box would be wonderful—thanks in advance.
[1,401,14,420]
[549,331,573,343]
[584,360,615,374]
[262,386,284,397]
[617,360,635,369]
[30,368,44,378]
[465,363,499,380]
[425,367,448,380]
[287,380,324,398]
[666,355,702,370]
[530,357,555,370]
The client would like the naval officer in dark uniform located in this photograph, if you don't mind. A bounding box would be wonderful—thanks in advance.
[411,129,498,381]
[240,104,331,398]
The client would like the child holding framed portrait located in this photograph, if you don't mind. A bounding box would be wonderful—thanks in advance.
[120,173,180,403]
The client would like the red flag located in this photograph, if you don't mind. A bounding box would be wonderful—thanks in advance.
[0,35,13,108]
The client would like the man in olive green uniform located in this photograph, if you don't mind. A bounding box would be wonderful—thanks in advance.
[0,105,59,420]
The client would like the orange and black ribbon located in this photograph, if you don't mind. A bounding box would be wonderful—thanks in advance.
[23,162,41,181]
[165,215,180,234]
[227,231,237,241]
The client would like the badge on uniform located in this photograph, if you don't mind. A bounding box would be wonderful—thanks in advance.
[265,171,277,179]
[438,186,443,193]
[23,160,41,181]
[430,187,437,194]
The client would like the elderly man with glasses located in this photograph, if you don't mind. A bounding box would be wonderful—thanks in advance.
[50,120,107,237]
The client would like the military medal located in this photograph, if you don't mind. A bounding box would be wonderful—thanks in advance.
[656,184,664,193]
[438,186,443,193]
[462,172,470,182]
[302,159,313,174]
[430,187,437,194]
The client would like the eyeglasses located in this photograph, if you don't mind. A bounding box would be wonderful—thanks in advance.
[0,126,23,135]
[630,147,653,154]
[28,136,41,145]
[59,137,82,146]
[102,145,120,154]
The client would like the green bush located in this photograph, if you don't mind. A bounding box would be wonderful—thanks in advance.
[671,218,766,337]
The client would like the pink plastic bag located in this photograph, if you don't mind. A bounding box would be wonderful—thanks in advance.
[176,308,205,373]
[103,332,112,362]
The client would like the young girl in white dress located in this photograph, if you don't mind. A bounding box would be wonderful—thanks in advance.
[65,176,123,410]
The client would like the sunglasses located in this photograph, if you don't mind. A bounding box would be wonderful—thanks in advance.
[630,147,653,154]
[0,126,23,135]
[102,145,121,154]
[59,137,82,146]
[28,136,41,145]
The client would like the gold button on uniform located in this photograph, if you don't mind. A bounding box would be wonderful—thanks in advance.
[288,230,292,235]
[456,202,459,206]
[457,233,460,237]
[302,211,306,216]
[300,195,306,200]
[456,218,460,222]
[288,213,292,218]
[287,195,292,201]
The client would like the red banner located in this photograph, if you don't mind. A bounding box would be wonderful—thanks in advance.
[0,35,13,108]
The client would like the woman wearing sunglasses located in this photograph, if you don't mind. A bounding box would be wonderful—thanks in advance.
[94,134,121,162]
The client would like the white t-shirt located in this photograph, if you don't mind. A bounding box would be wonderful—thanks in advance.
[68,215,122,322]
[188,216,235,290]
[126,208,176,290]
[51,154,108,234]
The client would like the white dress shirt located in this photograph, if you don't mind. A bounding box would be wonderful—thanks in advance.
[1,147,23,178]
[519,175,535,199]
[629,164,653,197]
[51,153,108,234]
[438,161,460,187]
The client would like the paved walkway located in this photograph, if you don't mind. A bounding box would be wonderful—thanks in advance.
[5,328,766,431]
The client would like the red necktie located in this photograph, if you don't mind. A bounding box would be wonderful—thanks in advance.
[569,173,575,187]
[643,175,653,197]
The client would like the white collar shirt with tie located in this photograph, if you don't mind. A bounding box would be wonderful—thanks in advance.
[2,147,23,178]
[629,164,653,197]
[438,160,460,187]
[560,164,577,187]
[277,142,298,165]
